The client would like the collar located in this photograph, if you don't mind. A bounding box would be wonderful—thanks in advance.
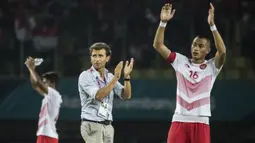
[189,59,207,67]
[89,66,108,81]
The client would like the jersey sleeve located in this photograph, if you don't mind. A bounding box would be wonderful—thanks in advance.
[45,87,62,108]
[208,58,223,76]
[166,52,188,70]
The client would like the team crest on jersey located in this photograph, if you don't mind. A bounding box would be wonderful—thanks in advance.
[200,64,207,69]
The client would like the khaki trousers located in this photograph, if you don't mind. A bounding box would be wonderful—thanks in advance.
[80,121,114,143]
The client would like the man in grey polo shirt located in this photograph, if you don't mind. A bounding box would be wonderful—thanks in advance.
[78,42,134,143]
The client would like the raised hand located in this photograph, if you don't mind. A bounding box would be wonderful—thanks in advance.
[114,61,123,79]
[24,57,35,70]
[123,58,134,79]
[160,3,176,22]
[208,3,215,26]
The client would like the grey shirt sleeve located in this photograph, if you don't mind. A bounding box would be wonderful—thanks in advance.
[108,73,124,99]
[78,71,99,99]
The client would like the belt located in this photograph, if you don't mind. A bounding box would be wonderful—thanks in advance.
[82,118,112,125]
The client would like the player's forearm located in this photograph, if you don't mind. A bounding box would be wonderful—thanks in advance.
[95,78,118,102]
[29,68,46,91]
[121,80,131,99]
[211,25,226,54]
[29,68,41,84]
[30,75,37,88]
[153,23,166,48]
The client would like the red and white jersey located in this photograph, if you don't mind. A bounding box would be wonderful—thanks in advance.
[36,87,62,139]
[167,52,222,124]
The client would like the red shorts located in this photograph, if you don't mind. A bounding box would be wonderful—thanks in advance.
[36,135,58,143]
[167,122,210,143]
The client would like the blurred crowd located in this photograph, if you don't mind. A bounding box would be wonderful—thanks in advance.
[0,0,254,77]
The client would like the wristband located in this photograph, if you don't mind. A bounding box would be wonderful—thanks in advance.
[210,25,217,31]
[159,21,167,27]
[124,78,130,81]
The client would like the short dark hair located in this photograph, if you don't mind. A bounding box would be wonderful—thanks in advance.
[196,35,211,48]
[196,35,210,40]
[42,71,60,86]
[89,42,112,56]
